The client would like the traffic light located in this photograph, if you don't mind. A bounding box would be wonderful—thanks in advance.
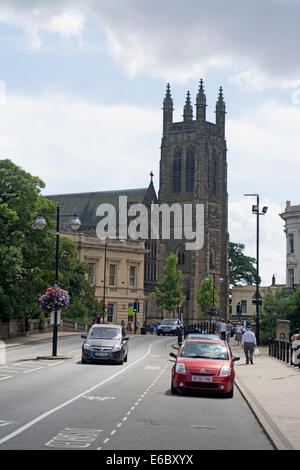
[133,300,139,313]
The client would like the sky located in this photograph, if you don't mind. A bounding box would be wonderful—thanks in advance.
[1,0,299,286]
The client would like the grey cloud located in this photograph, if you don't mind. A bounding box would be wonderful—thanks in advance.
[1,0,300,84]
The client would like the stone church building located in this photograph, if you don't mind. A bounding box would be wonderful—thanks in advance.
[158,81,229,321]
[47,80,229,324]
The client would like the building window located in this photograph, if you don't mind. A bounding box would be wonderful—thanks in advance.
[130,266,137,288]
[109,264,116,287]
[107,304,114,322]
[241,300,247,314]
[289,269,295,288]
[289,233,295,254]
[185,145,195,192]
[87,263,95,285]
[173,146,182,193]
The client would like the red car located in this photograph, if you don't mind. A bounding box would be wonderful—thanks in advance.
[170,338,240,398]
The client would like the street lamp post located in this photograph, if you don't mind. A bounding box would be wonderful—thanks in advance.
[244,193,268,346]
[34,206,81,356]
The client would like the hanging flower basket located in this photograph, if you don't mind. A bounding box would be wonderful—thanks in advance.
[39,286,70,315]
[206,305,220,317]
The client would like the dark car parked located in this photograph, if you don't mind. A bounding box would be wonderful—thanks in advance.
[81,324,129,364]
[157,318,183,336]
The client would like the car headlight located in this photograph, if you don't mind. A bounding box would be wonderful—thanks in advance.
[113,345,122,352]
[83,343,91,350]
[175,362,186,374]
[220,366,231,376]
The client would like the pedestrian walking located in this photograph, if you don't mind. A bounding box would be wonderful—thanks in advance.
[127,320,133,334]
[241,326,257,364]
[226,320,232,344]
[217,318,227,341]
[291,328,300,342]
[235,321,243,345]
[24,315,31,337]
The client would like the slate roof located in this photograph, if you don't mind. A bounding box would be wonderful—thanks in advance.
[44,187,154,232]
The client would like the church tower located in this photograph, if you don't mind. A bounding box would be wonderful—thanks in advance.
[159,81,229,321]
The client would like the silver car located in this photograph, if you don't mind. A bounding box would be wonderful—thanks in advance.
[157,318,183,336]
[81,324,129,364]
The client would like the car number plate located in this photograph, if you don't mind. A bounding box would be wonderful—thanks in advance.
[94,352,108,357]
[191,376,212,382]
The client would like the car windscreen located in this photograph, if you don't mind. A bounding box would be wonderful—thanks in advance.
[161,319,178,325]
[89,327,121,340]
[180,342,229,360]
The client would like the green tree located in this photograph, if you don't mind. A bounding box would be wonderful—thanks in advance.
[152,253,185,315]
[229,242,258,286]
[196,275,218,316]
[285,286,300,334]
[0,159,100,322]
[260,287,288,343]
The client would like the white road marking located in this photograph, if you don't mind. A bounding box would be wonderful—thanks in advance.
[0,339,166,446]
[47,361,65,367]
[0,376,13,381]
[23,367,43,374]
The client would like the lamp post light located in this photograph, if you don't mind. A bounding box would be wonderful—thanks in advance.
[244,193,268,346]
[102,239,125,321]
[33,205,81,356]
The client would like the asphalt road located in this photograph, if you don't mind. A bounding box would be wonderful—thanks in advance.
[0,334,274,450]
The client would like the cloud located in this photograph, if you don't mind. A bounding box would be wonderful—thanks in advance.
[1,1,300,87]
[0,1,85,49]
[227,99,300,202]
[229,198,286,286]
[0,91,161,195]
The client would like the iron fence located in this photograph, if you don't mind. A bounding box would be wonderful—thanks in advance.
[269,338,300,368]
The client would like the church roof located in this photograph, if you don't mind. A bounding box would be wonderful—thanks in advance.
[45,185,157,231]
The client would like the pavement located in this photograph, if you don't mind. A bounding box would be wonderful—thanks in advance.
[2,331,300,450]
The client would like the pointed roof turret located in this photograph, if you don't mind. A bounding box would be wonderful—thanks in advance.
[196,79,206,105]
[163,83,173,109]
[183,91,193,121]
[196,79,207,122]
[216,86,225,113]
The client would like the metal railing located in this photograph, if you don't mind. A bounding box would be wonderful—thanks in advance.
[178,322,214,345]
[269,338,300,368]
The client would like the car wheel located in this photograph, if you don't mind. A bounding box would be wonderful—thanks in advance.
[81,357,87,364]
[157,332,161,336]
[225,385,234,398]
[171,384,178,395]
[124,353,128,362]
[118,357,124,365]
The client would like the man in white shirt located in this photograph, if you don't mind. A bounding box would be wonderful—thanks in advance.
[241,327,257,364]
[216,318,227,341]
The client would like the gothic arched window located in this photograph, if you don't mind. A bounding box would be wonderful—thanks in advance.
[185,145,195,192]
[173,146,182,193]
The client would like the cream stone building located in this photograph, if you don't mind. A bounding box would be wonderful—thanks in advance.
[231,282,284,321]
[63,232,147,329]
[280,201,300,292]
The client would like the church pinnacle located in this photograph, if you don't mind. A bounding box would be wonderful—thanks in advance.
[183,91,193,121]
[196,78,207,121]
[162,83,173,134]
